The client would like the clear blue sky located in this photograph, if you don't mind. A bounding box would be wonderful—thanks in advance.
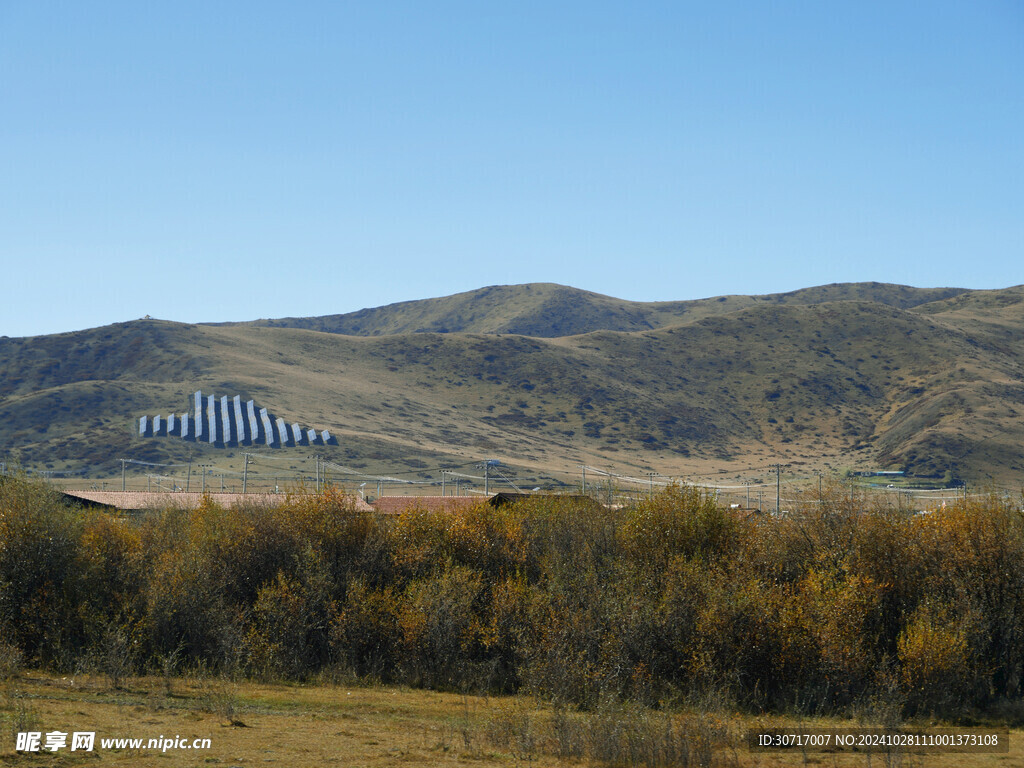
[2,2,1021,337]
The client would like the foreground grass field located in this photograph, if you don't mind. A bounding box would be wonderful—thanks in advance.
[2,672,1023,767]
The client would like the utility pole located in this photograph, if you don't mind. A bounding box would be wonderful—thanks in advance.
[582,466,587,493]
[441,471,446,497]
[648,472,655,498]
[242,453,251,494]
[315,455,320,493]
[745,482,750,509]
[121,458,127,492]
[484,462,489,495]
[186,452,192,492]
[775,463,782,513]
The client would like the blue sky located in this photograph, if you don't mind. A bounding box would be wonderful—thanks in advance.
[2,2,1021,337]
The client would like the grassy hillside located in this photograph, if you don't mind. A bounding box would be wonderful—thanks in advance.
[2,283,1023,484]
[229,281,967,338]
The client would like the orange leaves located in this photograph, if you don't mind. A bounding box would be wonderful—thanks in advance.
[799,567,884,702]
[621,483,736,570]
[5,475,1024,716]
[897,600,979,714]
[397,567,486,689]
[446,505,528,579]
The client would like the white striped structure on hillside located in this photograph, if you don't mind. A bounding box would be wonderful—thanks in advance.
[138,390,335,447]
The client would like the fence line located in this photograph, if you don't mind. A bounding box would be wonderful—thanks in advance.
[8,455,1018,509]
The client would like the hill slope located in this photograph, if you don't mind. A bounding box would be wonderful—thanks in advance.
[2,283,1023,485]
[228,282,967,337]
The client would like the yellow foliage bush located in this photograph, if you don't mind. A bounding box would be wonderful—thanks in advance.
[897,601,977,715]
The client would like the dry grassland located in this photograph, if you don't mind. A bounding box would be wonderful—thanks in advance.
[2,672,1023,767]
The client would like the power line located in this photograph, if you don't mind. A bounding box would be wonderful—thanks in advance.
[444,470,485,481]
[580,465,675,486]
[322,461,416,484]
[124,458,194,468]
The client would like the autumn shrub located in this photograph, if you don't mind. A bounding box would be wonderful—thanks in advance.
[693,573,821,711]
[390,508,451,582]
[519,589,606,708]
[329,577,403,679]
[96,619,139,690]
[76,514,145,665]
[243,545,336,680]
[5,476,1024,722]
[844,506,924,658]
[142,497,297,667]
[399,565,486,689]
[0,641,23,681]
[144,539,243,666]
[593,581,664,706]
[621,483,735,574]
[913,497,1024,699]
[0,476,83,664]
[649,556,708,692]
[518,564,658,708]
[285,488,383,589]
[446,504,528,582]
[514,495,622,584]
[897,600,979,716]
[800,566,885,707]
[479,574,546,694]
[738,512,816,585]
[245,573,311,680]
[78,514,144,617]
[188,499,302,606]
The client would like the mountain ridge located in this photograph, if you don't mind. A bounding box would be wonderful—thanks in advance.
[2,282,1022,486]
[217,281,969,338]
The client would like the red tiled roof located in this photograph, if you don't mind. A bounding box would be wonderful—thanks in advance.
[62,490,374,512]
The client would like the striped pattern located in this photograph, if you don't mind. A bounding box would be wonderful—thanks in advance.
[138,390,336,448]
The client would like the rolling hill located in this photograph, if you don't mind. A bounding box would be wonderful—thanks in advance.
[2,282,1023,486]
[224,282,968,337]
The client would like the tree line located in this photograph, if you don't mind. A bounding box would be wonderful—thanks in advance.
[2,474,1023,719]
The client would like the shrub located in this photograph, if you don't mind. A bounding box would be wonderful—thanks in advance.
[399,566,485,690]
[897,600,978,716]
[0,476,83,664]
[621,484,735,573]
[329,578,403,679]
[244,546,336,680]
